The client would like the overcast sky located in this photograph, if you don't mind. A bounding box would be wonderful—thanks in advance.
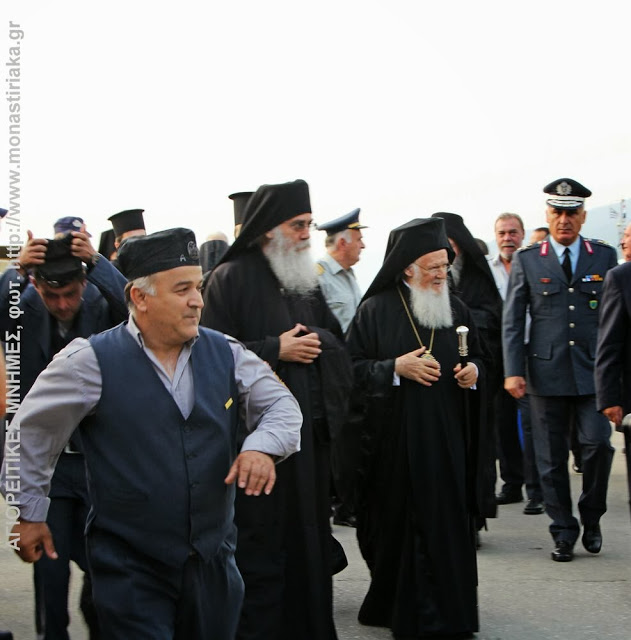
[1,1,629,288]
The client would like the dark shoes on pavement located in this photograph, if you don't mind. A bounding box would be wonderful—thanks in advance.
[582,524,602,554]
[495,487,523,505]
[551,524,602,561]
[523,498,545,515]
[551,540,574,562]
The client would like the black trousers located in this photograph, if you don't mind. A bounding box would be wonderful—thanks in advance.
[529,394,614,543]
[495,389,542,501]
[87,528,243,640]
[33,453,99,640]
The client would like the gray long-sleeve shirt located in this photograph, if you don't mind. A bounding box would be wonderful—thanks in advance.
[2,318,302,522]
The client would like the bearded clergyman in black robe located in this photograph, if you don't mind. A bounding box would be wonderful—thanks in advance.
[201,179,352,640]
[346,217,485,640]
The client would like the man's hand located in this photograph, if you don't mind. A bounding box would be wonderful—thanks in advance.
[505,375,527,399]
[17,230,48,275]
[454,362,478,389]
[279,323,322,364]
[224,451,277,496]
[603,405,623,428]
[11,520,57,563]
[70,224,97,262]
[395,347,441,386]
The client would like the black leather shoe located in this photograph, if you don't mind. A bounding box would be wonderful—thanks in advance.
[582,524,602,554]
[551,540,574,562]
[523,498,545,515]
[0,632,14,640]
[495,487,523,504]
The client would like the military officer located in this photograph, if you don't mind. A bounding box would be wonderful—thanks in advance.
[316,208,366,334]
[503,178,617,562]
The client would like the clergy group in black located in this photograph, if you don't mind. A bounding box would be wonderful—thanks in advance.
[1,175,627,640]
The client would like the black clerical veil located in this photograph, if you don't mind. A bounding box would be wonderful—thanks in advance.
[219,179,311,265]
[361,217,454,302]
[431,212,496,291]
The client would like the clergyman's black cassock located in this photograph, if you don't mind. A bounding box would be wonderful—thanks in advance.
[201,180,352,640]
[345,218,485,637]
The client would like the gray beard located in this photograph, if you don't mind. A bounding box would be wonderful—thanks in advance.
[263,228,319,295]
[409,283,453,329]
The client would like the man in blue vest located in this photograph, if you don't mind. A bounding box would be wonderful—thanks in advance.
[1,228,302,640]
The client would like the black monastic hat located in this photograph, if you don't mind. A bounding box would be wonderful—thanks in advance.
[220,179,311,264]
[33,235,84,288]
[316,208,367,236]
[229,192,254,226]
[543,178,592,209]
[117,228,200,280]
[108,209,146,238]
[98,229,116,258]
[362,217,454,301]
[431,211,496,288]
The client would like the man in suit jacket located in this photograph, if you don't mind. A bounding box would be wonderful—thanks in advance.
[595,261,631,519]
[503,178,617,562]
[1,222,127,639]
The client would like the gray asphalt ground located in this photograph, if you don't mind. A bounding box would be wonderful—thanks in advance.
[1,430,629,639]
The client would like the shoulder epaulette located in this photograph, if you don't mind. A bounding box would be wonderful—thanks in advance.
[585,238,611,246]
[316,262,325,276]
[517,242,540,252]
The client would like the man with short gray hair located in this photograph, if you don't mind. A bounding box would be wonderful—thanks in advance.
[315,208,366,333]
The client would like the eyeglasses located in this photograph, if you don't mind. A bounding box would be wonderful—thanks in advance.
[287,220,316,231]
[417,263,451,276]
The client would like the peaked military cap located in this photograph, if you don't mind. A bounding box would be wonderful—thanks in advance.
[543,178,592,209]
[108,209,146,238]
[316,208,367,236]
[34,235,84,287]
[54,216,85,236]
[117,228,200,280]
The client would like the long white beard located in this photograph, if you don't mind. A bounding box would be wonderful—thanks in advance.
[409,282,453,329]
[263,227,319,295]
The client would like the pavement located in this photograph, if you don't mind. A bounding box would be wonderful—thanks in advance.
[1,430,630,640]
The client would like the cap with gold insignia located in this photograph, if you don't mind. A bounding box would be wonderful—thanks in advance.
[316,208,366,236]
[543,178,592,209]
[117,228,200,280]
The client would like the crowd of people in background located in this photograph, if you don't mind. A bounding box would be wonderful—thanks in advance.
[0,175,629,640]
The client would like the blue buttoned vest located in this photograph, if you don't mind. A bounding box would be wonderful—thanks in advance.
[82,324,239,566]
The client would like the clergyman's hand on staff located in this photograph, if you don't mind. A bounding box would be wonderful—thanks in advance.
[225,451,277,496]
[11,520,58,563]
[454,362,478,389]
[395,347,441,386]
[279,323,322,364]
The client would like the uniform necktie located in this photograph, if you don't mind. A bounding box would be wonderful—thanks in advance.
[562,247,572,282]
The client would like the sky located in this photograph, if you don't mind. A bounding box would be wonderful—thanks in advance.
[1,1,630,289]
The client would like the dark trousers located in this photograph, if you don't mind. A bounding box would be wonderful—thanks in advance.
[529,394,614,543]
[33,453,99,640]
[87,528,244,640]
[495,390,542,500]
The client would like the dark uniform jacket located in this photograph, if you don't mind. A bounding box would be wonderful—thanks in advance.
[503,237,617,396]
